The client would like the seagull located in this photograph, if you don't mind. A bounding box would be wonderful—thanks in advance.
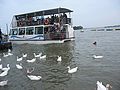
[0,80,8,86]
[67,66,78,74]
[27,58,36,63]
[57,56,62,62]
[22,53,27,58]
[27,75,42,80]
[40,55,46,59]
[97,81,106,90]
[17,56,23,61]
[34,53,42,58]
[2,64,10,71]
[93,55,103,59]
[8,52,13,56]
[0,69,9,77]
[3,53,9,57]
[16,63,23,69]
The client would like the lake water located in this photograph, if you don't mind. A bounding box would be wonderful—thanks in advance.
[0,30,120,90]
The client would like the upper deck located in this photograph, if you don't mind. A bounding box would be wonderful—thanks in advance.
[11,8,73,28]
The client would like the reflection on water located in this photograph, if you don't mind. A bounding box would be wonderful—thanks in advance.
[0,30,120,90]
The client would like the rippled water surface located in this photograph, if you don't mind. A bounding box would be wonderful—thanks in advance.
[0,30,120,90]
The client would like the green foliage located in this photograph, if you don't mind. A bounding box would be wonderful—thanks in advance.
[73,26,83,30]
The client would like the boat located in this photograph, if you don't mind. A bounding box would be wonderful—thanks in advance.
[9,8,75,44]
[80,29,84,32]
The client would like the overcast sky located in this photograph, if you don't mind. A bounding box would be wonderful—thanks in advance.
[0,0,120,33]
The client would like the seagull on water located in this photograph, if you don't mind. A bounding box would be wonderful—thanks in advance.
[2,64,10,71]
[22,53,27,58]
[17,56,23,61]
[0,80,8,86]
[27,58,36,63]
[96,81,112,90]
[16,63,23,69]
[93,55,103,59]
[27,75,42,80]
[40,55,46,59]
[57,56,62,62]
[67,66,78,74]
[8,52,13,56]
[3,53,9,57]
[0,69,9,77]
[34,53,42,58]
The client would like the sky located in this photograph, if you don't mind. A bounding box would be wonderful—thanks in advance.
[0,0,120,33]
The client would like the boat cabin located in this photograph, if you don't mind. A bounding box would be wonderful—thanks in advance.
[9,8,74,44]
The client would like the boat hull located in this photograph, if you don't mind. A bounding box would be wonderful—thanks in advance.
[9,38,75,44]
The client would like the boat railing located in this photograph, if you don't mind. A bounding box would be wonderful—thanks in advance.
[16,18,71,27]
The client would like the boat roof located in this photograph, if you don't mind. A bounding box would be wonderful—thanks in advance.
[15,8,73,18]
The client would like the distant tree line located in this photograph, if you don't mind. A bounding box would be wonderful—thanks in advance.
[73,26,83,30]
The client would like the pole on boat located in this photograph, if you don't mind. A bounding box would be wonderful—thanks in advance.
[6,24,9,42]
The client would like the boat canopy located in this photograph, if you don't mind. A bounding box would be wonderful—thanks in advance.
[15,8,73,18]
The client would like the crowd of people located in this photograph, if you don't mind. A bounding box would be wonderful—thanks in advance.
[16,13,69,27]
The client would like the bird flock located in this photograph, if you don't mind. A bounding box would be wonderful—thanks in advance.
[0,44,106,89]
[0,49,78,87]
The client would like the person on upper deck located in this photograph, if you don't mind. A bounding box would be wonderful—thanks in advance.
[63,13,67,24]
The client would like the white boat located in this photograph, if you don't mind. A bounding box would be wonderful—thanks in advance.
[9,8,75,44]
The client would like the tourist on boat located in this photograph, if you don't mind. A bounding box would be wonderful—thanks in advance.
[51,14,55,24]
[63,13,67,24]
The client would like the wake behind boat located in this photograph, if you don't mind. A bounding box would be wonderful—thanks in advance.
[9,8,75,44]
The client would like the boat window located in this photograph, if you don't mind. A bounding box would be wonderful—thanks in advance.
[11,29,18,35]
[19,28,25,35]
[26,27,34,35]
[35,27,43,34]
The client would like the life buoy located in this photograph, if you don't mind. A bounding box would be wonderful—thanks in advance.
[19,21,23,27]
[44,19,49,25]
